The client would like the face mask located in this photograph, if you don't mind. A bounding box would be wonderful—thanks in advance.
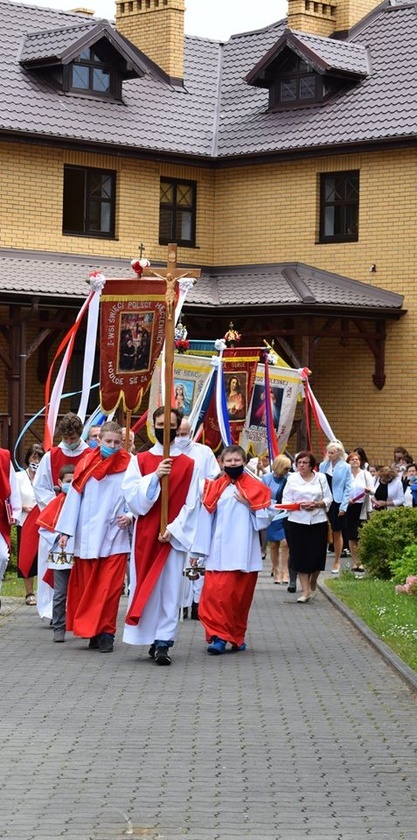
[29,462,39,472]
[175,436,191,450]
[88,439,99,449]
[223,465,244,480]
[100,444,119,459]
[61,483,71,494]
[154,428,177,445]
[65,440,80,451]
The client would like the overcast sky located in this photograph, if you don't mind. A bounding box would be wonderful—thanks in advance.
[17,0,288,40]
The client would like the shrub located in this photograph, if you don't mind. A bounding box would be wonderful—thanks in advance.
[390,543,417,584]
[357,507,417,579]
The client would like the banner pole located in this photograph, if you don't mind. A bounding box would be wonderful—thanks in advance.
[160,244,178,534]
[124,408,132,452]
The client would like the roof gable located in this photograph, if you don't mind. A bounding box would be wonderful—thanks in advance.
[19,20,166,81]
[246,28,370,87]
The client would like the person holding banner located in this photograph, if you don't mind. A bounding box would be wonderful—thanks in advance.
[122,406,201,666]
[0,448,21,609]
[56,421,132,653]
[190,445,271,655]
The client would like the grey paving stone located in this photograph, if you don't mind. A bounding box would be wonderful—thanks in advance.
[0,566,416,840]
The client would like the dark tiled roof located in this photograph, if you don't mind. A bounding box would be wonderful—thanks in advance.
[2,1,417,158]
[290,30,370,76]
[20,22,99,64]
[0,249,404,313]
[246,28,370,85]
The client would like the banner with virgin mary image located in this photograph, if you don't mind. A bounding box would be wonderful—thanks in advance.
[202,348,261,449]
[147,352,214,440]
[240,364,304,456]
[100,278,167,413]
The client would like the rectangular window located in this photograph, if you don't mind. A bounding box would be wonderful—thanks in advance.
[159,178,196,247]
[319,170,359,243]
[63,166,116,238]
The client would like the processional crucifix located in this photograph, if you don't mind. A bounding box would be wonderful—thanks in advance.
[147,244,201,533]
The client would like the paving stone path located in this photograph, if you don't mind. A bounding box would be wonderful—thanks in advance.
[1,566,416,840]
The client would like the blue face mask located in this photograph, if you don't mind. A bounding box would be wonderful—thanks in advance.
[65,440,80,451]
[88,439,99,449]
[61,483,71,494]
[100,444,119,459]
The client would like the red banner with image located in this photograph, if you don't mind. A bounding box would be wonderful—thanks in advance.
[100,278,167,413]
[203,347,261,450]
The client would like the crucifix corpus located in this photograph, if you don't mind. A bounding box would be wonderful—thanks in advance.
[148,244,201,533]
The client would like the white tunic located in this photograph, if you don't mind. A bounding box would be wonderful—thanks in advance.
[122,443,201,645]
[33,441,88,510]
[192,483,270,572]
[0,463,21,577]
[56,473,131,558]
[15,469,36,525]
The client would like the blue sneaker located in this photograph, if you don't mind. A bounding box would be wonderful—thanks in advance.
[231,642,246,652]
[207,637,226,655]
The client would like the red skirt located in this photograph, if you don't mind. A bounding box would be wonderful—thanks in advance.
[198,570,258,647]
[66,553,127,638]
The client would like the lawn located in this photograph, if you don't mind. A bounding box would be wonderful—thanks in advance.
[1,571,26,598]
[325,573,417,673]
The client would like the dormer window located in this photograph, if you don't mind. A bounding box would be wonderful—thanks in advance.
[276,55,321,106]
[69,47,114,96]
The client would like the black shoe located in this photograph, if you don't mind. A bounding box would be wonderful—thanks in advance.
[148,644,156,659]
[191,601,199,620]
[182,607,189,620]
[98,633,114,653]
[88,636,100,649]
[154,645,171,665]
[287,585,296,593]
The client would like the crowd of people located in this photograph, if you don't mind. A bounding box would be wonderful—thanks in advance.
[0,412,415,661]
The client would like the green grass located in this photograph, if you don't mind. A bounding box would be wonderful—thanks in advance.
[325,573,417,672]
[1,571,26,598]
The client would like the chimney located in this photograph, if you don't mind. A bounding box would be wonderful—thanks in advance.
[115,0,185,83]
[287,0,381,37]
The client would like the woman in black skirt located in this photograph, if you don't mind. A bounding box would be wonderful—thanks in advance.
[282,451,333,602]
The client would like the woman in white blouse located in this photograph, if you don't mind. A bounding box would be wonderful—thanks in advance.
[372,466,405,510]
[345,451,375,571]
[282,451,333,603]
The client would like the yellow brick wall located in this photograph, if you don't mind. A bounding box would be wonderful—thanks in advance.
[0,142,215,265]
[288,0,381,36]
[115,0,185,80]
[212,149,417,460]
[1,140,415,459]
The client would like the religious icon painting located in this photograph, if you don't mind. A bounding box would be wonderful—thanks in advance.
[173,379,194,416]
[224,372,247,422]
[118,311,153,373]
[100,277,167,414]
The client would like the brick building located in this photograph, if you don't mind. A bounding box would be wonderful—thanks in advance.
[0,0,414,461]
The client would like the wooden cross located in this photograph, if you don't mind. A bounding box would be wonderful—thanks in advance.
[148,244,201,533]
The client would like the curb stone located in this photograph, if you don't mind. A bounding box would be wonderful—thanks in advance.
[319,579,417,694]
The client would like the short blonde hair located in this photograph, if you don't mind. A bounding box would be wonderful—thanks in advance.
[272,454,291,476]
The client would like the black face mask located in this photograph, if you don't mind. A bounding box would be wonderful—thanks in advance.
[154,428,177,445]
[223,465,244,480]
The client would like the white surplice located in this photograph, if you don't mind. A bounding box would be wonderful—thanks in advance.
[122,443,201,646]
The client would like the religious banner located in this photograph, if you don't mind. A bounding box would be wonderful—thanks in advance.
[100,278,167,413]
[240,364,304,456]
[203,348,261,449]
[147,352,213,440]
